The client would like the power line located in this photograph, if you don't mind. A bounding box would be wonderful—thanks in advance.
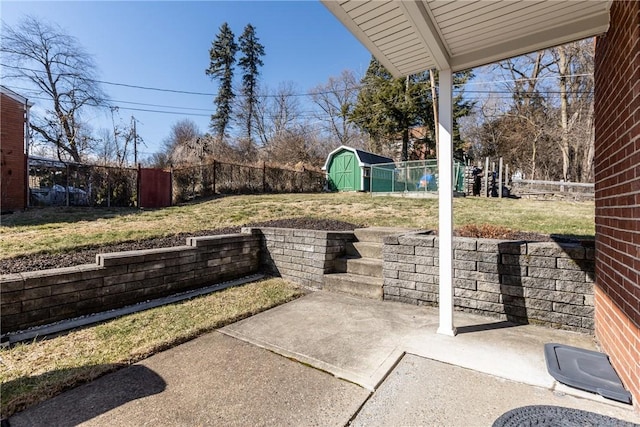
[1,62,594,100]
[3,84,215,111]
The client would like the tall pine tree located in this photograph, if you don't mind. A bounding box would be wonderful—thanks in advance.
[206,22,238,141]
[237,24,265,141]
[350,56,473,161]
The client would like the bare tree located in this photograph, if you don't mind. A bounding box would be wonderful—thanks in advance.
[1,16,106,162]
[309,69,361,147]
[105,108,138,167]
[476,43,595,182]
[490,52,556,179]
[163,119,203,165]
[94,128,118,166]
[551,40,595,182]
[253,82,303,148]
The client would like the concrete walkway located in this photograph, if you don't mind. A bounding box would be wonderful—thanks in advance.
[9,291,640,426]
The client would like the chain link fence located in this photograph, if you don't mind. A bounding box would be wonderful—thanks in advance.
[171,160,326,203]
[28,157,137,207]
[28,157,326,207]
[370,159,465,194]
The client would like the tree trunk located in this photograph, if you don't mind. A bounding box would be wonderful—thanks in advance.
[558,47,570,181]
[530,137,537,180]
[581,103,595,182]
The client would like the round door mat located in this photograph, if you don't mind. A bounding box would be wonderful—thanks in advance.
[492,405,639,427]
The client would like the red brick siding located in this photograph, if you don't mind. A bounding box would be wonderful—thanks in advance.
[0,92,27,212]
[594,0,640,408]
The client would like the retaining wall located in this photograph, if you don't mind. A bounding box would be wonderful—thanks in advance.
[1,227,597,336]
[383,232,595,333]
[243,227,354,289]
[0,233,260,334]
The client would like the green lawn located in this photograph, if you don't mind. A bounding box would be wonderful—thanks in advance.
[0,193,595,259]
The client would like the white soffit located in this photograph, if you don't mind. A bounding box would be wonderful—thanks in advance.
[322,0,611,75]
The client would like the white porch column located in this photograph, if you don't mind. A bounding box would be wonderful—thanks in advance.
[437,69,456,336]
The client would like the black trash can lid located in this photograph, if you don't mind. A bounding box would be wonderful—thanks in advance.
[544,343,632,404]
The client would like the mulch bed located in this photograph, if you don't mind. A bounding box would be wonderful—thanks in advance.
[0,218,592,275]
[0,218,360,275]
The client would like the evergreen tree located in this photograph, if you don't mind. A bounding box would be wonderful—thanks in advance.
[350,56,424,160]
[237,24,265,141]
[350,56,474,161]
[206,22,238,141]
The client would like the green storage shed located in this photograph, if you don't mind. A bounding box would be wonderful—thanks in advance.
[322,146,394,192]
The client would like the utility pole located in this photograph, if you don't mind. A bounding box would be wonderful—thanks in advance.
[131,115,138,165]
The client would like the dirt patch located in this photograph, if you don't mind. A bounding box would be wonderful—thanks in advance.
[452,224,594,247]
[0,218,361,274]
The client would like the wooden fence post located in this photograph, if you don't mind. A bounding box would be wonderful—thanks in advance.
[484,157,489,197]
[498,158,503,199]
[505,164,510,187]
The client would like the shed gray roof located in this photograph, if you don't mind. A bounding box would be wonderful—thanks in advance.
[354,149,393,166]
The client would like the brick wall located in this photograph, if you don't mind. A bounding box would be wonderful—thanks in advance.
[0,233,260,334]
[0,92,27,212]
[243,227,354,289]
[594,0,640,407]
[383,232,595,333]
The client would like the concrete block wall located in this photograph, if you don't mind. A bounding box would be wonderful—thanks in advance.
[383,232,595,333]
[0,233,260,334]
[243,227,354,289]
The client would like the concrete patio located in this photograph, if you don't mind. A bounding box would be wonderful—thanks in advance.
[9,291,639,426]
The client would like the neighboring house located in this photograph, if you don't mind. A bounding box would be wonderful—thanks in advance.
[408,126,435,160]
[0,86,32,213]
[323,145,393,192]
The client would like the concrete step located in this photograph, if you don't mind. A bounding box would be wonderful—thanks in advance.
[346,241,382,259]
[334,257,383,277]
[323,273,383,300]
[354,227,418,244]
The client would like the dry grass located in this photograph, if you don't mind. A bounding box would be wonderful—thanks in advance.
[0,193,595,259]
[0,278,304,418]
[0,193,596,417]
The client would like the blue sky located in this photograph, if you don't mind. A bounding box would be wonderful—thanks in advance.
[1,1,373,159]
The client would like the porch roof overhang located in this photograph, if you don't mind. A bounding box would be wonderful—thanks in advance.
[321,0,611,336]
[321,0,611,76]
